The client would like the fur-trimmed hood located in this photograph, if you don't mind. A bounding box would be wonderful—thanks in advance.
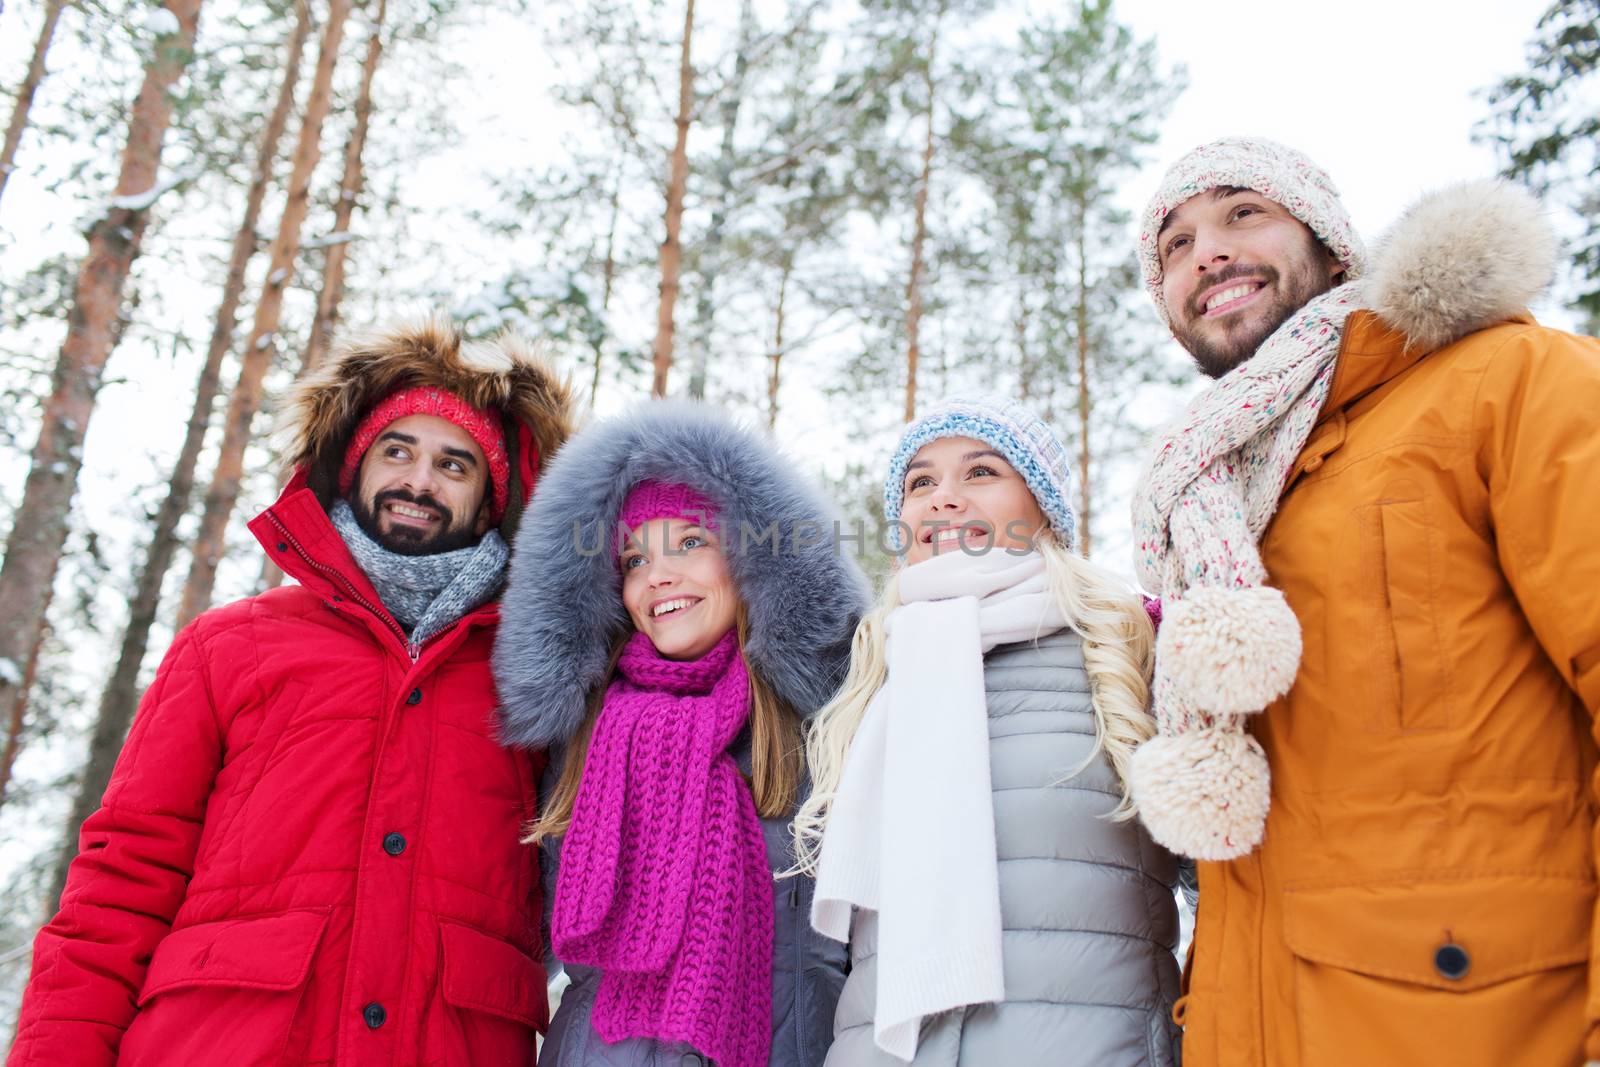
[280,313,578,539]
[1366,178,1556,352]
[492,401,872,750]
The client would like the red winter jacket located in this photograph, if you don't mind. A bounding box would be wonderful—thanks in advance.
[7,476,546,1067]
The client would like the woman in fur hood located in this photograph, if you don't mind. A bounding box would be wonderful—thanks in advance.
[493,401,871,1067]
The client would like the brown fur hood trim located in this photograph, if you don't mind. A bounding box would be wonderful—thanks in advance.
[280,312,578,537]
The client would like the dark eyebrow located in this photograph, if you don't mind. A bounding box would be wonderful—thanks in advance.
[963,449,1005,463]
[905,459,933,473]
[378,430,417,445]
[1156,185,1254,239]
[441,446,479,467]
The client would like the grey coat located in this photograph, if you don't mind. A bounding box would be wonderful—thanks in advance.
[826,630,1182,1067]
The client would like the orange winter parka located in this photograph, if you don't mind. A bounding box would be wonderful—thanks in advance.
[1176,184,1600,1067]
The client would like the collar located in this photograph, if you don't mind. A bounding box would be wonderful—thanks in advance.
[247,469,500,659]
[1319,307,1537,421]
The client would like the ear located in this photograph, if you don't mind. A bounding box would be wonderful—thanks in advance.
[1324,244,1346,285]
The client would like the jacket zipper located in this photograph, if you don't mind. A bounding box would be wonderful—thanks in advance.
[266,511,415,658]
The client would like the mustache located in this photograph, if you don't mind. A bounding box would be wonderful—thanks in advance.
[373,488,454,527]
[1187,263,1279,319]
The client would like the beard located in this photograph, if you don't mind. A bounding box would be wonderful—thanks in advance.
[351,488,482,556]
[1171,244,1340,379]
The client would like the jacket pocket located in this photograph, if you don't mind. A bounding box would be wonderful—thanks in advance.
[1353,483,1453,732]
[424,921,547,1067]
[1282,876,1592,1065]
[440,921,548,1029]
[122,909,330,1067]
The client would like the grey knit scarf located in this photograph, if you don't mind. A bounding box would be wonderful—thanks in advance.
[331,499,509,655]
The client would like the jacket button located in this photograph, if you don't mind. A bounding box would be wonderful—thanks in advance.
[381,832,406,856]
[1434,942,1470,980]
[406,687,422,706]
[362,1002,386,1028]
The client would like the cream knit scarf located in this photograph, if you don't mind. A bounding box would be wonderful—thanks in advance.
[811,549,1067,1062]
[1128,281,1361,861]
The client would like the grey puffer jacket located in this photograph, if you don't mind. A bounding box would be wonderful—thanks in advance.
[539,755,848,1067]
[826,629,1182,1067]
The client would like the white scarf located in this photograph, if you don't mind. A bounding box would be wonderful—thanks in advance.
[811,548,1068,1061]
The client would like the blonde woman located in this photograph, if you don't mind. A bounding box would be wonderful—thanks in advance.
[494,401,870,1067]
[793,396,1181,1067]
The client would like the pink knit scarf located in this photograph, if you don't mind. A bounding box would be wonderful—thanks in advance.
[552,629,773,1067]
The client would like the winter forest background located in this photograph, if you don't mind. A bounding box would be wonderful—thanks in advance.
[0,0,1596,1027]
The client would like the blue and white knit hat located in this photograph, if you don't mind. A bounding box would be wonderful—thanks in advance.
[882,395,1076,549]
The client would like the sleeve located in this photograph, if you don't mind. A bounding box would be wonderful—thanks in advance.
[1476,328,1600,1060]
[6,626,227,1067]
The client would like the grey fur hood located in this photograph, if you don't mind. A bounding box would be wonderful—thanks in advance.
[493,401,872,750]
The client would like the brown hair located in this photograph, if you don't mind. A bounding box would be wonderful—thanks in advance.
[526,604,802,844]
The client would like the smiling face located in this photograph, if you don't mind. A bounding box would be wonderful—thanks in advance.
[899,436,1047,565]
[350,413,492,556]
[1157,186,1345,378]
[620,517,741,661]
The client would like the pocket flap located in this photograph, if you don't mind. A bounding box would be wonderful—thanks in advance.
[1282,876,1593,992]
[139,909,330,1006]
[440,922,548,1031]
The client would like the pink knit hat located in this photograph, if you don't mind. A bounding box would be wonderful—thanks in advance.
[619,481,720,537]
[338,385,511,521]
[1138,137,1367,329]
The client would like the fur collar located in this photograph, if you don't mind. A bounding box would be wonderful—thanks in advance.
[1368,179,1556,352]
[278,313,577,539]
[492,401,872,750]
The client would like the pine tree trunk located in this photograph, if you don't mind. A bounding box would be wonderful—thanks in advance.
[0,588,51,810]
[1015,294,1032,402]
[685,0,754,401]
[36,0,310,897]
[589,175,621,409]
[259,0,385,594]
[0,0,204,802]
[1074,222,1092,557]
[649,0,695,398]
[767,262,789,430]
[299,0,385,378]
[903,12,940,424]
[176,0,354,629]
[0,0,66,211]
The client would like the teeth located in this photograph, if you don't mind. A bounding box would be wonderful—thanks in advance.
[1205,283,1258,312]
[652,598,697,617]
[391,504,434,520]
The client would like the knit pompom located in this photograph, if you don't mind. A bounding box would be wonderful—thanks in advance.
[1160,586,1302,715]
[1130,726,1271,861]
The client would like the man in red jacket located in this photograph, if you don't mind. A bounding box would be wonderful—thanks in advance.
[8,316,575,1067]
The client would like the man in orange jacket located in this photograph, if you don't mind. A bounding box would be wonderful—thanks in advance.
[1127,137,1600,1067]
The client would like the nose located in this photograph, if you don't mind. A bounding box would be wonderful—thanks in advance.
[1189,222,1232,274]
[927,480,968,513]
[638,551,680,589]
[400,456,440,495]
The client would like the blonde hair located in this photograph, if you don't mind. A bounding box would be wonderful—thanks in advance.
[527,604,803,844]
[789,533,1155,876]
